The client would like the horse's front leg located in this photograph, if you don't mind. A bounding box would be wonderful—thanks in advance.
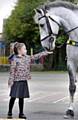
[64,60,77,119]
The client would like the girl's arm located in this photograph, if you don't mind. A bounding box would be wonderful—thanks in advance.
[8,60,16,87]
[31,51,53,60]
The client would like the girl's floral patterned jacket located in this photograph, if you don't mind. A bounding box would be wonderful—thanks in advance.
[8,51,48,85]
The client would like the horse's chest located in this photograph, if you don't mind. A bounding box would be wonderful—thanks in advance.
[66,45,78,60]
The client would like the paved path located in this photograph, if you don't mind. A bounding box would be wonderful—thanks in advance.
[0,72,78,120]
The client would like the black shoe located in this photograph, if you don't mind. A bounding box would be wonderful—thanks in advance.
[19,114,27,119]
[7,113,12,119]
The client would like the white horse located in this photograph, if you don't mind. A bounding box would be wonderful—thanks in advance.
[34,1,78,119]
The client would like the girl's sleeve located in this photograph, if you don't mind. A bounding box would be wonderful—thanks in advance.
[8,60,16,86]
[31,51,48,60]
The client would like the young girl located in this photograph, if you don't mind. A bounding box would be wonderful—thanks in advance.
[7,42,52,119]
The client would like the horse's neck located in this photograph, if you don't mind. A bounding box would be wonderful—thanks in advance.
[50,7,78,41]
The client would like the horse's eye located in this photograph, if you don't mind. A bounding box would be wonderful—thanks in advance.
[40,24,44,28]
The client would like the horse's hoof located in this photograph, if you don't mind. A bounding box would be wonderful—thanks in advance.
[64,109,74,119]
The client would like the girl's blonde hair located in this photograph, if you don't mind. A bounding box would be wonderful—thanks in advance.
[14,42,25,55]
[10,42,18,49]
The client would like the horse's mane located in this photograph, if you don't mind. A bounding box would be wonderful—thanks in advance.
[38,1,78,11]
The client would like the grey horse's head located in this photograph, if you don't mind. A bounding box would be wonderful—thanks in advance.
[34,8,60,51]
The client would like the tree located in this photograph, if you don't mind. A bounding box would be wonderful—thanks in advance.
[3,0,46,53]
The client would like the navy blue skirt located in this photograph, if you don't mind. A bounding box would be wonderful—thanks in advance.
[10,80,30,98]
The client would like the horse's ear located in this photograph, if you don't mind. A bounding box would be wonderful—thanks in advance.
[34,9,37,13]
[35,8,42,14]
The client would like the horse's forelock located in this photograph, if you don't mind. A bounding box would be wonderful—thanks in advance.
[34,8,45,24]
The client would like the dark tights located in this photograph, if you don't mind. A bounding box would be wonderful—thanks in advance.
[8,97,24,114]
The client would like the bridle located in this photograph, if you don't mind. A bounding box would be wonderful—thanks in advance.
[38,15,60,42]
[38,10,78,48]
[38,11,61,50]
